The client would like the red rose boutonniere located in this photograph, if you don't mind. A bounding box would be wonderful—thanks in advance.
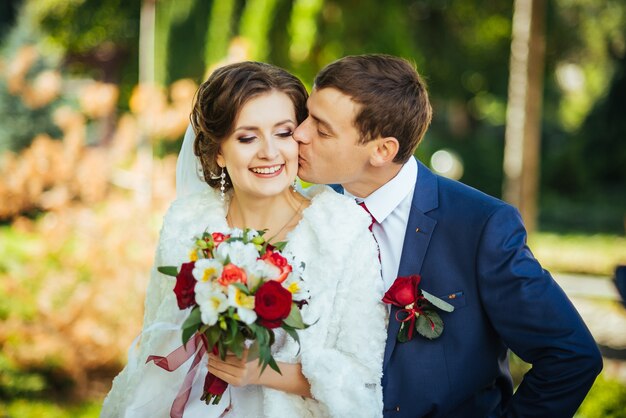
[382,275,454,341]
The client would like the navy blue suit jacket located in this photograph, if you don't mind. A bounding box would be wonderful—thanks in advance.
[336,160,602,417]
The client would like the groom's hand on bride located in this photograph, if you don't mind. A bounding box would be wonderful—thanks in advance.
[207,348,261,387]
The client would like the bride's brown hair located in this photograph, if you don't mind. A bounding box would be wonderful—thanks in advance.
[191,61,308,190]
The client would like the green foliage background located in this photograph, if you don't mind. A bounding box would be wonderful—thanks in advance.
[3,0,625,232]
[1,0,626,415]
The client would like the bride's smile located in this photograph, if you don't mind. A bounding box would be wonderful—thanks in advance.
[249,164,284,176]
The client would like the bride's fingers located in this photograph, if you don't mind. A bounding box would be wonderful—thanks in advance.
[208,358,243,379]
[207,354,247,376]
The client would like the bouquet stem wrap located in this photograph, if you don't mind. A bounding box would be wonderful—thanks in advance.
[147,332,228,417]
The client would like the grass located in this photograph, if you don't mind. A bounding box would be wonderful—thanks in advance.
[0,399,101,418]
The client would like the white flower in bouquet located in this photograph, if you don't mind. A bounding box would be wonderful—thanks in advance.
[195,282,228,326]
[215,241,258,269]
[228,285,257,324]
[192,259,224,283]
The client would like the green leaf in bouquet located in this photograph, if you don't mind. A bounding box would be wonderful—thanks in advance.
[231,282,250,295]
[283,303,305,329]
[254,324,270,347]
[415,310,444,339]
[272,241,288,252]
[195,238,209,249]
[157,266,179,277]
[217,340,227,360]
[267,355,281,374]
[281,324,301,345]
[397,321,411,343]
[205,325,221,350]
[227,331,245,359]
[181,306,202,346]
[258,341,271,373]
[281,324,302,355]
[421,290,455,313]
[228,317,239,341]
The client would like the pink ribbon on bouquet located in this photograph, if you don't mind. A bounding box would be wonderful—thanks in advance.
[146,332,208,418]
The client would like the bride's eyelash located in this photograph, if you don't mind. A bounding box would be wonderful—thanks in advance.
[276,130,293,138]
[237,136,256,143]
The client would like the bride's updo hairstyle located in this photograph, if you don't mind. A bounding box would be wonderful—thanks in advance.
[191,61,308,191]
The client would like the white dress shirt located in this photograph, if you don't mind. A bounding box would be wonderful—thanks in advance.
[345,157,418,291]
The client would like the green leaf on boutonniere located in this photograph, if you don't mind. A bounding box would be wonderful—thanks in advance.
[157,266,178,277]
[181,306,202,346]
[415,310,444,339]
[397,321,411,343]
[421,290,455,312]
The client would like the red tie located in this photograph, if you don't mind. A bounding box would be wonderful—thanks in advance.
[358,201,381,261]
[358,201,376,231]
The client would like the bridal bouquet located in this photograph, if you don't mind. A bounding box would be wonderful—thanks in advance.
[153,227,309,406]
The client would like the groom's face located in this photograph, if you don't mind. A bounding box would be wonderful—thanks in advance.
[294,87,372,187]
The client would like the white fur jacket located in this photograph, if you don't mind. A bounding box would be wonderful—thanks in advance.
[101,185,387,418]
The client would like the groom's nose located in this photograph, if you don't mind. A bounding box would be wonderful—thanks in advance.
[293,118,311,145]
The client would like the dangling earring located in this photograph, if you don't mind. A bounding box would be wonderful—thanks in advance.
[292,177,298,193]
[210,167,227,201]
[219,168,226,201]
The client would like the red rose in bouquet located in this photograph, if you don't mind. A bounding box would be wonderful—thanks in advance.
[173,262,197,309]
[254,280,293,328]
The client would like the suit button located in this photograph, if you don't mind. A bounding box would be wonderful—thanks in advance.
[396,406,400,412]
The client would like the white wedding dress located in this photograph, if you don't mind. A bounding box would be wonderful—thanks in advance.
[101,183,387,418]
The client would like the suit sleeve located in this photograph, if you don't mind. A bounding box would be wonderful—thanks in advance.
[475,204,602,417]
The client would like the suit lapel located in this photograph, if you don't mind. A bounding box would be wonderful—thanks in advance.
[383,160,439,369]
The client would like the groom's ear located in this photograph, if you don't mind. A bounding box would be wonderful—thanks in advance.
[369,137,399,167]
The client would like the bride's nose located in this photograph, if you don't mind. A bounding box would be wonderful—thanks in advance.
[258,137,279,159]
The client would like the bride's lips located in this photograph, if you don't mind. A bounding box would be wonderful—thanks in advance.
[249,164,284,178]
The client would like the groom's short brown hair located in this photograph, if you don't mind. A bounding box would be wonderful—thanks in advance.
[314,54,432,163]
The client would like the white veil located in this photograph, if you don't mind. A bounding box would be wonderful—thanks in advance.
[176,123,211,198]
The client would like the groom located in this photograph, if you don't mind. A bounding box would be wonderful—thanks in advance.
[293,54,602,417]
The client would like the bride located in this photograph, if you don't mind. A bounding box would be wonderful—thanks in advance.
[101,61,387,418]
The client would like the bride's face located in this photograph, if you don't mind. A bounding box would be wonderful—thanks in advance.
[216,91,299,199]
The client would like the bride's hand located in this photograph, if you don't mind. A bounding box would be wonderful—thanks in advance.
[207,348,260,387]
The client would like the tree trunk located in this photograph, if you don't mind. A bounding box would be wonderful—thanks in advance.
[137,0,156,207]
[502,0,547,233]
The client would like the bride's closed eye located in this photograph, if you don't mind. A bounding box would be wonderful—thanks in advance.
[237,135,256,143]
[275,130,294,138]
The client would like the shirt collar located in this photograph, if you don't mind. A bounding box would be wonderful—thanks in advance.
[345,156,418,224]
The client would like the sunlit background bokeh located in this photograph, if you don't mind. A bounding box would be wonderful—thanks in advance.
[1,0,625,416]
